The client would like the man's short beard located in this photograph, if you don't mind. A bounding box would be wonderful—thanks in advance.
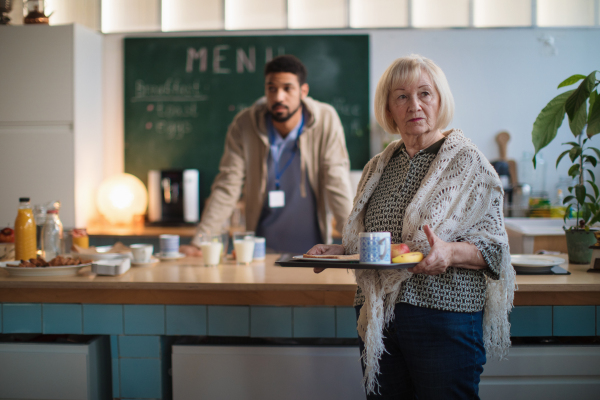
[269,103,302,123]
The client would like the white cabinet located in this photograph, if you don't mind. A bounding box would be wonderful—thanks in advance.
[0,24,103,228]
[481,345,600,400]
[172,345,365,400]
[0,336,111,400]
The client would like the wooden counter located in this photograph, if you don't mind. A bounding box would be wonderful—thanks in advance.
[1,254,599,306]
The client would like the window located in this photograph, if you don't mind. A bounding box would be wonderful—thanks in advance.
[350,0,408,28]
[537,0,596,26]
[162,0,223,31]
[225,0,286,30]
[473,0,532,27]
[47,0,101,31]
[412,0,470,28]
[288,0,347,29]
[102,0,160,33]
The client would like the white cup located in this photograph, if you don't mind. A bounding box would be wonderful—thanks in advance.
[130,244,153,263]
[159,234,180,256]
[359,232,391,264]
[233,231,255,265]
[198,233,223,266]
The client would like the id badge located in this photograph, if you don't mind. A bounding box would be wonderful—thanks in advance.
[269,190,285,208]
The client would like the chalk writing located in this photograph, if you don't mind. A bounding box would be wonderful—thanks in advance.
[186,46,285,74]
[154,120,193,140]
[332,97,361,117]
[132,79,208,102]
[156,102,198,118]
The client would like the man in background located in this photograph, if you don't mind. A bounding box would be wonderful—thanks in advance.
[180,55,353,255]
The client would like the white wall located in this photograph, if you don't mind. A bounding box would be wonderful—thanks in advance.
[370,28,600,199]
[103,28,600,202]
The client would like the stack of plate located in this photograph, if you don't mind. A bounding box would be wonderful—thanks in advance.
[510,255,565,274]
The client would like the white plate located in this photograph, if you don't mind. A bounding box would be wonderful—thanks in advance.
[131,257,160,267]
[292,255,358,262]
[155,252,186,261]
[0,261,91,277]
[510,255,566,268]
[69,246,132,261]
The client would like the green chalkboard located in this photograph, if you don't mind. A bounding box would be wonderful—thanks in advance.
[124,35,369,208]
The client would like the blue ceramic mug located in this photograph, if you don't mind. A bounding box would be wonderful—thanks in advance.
[359,232,391,264]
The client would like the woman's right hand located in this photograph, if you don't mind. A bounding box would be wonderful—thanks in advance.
[179,244,202,257]
[305,244,345,273]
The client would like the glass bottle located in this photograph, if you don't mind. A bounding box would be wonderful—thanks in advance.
[14,197,37,260]
[33,204,46,256]
[41,209,63,260]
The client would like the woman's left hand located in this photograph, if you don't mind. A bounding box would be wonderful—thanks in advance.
[408,225,452,275]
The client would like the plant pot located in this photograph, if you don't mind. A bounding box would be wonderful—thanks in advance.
[564,229,597,264]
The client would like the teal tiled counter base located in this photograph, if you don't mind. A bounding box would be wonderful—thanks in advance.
[0,303,358,399]
[509,305,600,337]
[2,303,599,399]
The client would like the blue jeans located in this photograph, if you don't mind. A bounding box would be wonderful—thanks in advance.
[356,302,485,400]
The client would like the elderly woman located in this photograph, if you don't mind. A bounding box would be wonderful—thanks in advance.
[307,54,515,399]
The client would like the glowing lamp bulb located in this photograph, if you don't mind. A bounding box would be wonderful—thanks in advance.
[97,173,148,224]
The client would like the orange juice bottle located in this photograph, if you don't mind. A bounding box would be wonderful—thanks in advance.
[15,197,37,260]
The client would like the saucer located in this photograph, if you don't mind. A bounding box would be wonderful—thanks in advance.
[131,257,160,267]
[155,252,186,261]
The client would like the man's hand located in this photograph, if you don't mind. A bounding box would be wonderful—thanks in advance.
[408,225,452,275]
[179,244,202,257]
[305,244,345,273]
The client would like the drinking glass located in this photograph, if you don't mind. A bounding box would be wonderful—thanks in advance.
[233,231,255,265]
[198,233,223,266]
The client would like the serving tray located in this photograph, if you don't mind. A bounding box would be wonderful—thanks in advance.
[275,255,417,270]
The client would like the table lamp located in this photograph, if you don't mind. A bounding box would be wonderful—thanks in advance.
[588,231,600,272]
[97,173,148,225]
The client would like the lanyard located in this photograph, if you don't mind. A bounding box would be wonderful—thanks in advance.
[268,115,304,190]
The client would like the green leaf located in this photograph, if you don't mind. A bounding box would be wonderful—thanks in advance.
[588,169,596,183]
[590,89,598,111]
[591,209,600,225]
[556,150,571,168]
[588,147,600,160]
[568,186,574,193]
[585,155,597,167]
[588,90,600,137]
[565,72,596,122]
[564,195,575,204]
[563,141,580,147]
[569,99,588,137]
[588,180,600,198]
[532,90,572,154]
[558,74,587,88]
[576,184,587,205]
[582,205,592,224]
[569,146,582,162]
[568,164,581,177]
[586,194,596,202]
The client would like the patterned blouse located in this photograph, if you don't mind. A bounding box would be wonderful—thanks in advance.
[354,138,502,312]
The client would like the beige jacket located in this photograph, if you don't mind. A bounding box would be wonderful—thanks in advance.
[193,96,354,246]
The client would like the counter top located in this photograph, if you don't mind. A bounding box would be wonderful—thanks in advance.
[1,254,598,306]
[504,218,567,236]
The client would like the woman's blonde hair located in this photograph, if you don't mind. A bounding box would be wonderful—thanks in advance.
[374,54,454,134]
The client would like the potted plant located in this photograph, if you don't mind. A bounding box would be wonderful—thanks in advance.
[532,71,600,264]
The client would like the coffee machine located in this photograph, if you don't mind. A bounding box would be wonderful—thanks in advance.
[147,169,199,225]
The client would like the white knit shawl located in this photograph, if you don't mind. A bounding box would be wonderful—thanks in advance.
[342,129,516,394]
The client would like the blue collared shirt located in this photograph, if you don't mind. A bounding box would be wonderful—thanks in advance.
[256,112,323,254]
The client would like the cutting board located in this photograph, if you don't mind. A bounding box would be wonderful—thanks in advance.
[494,131,518,188]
